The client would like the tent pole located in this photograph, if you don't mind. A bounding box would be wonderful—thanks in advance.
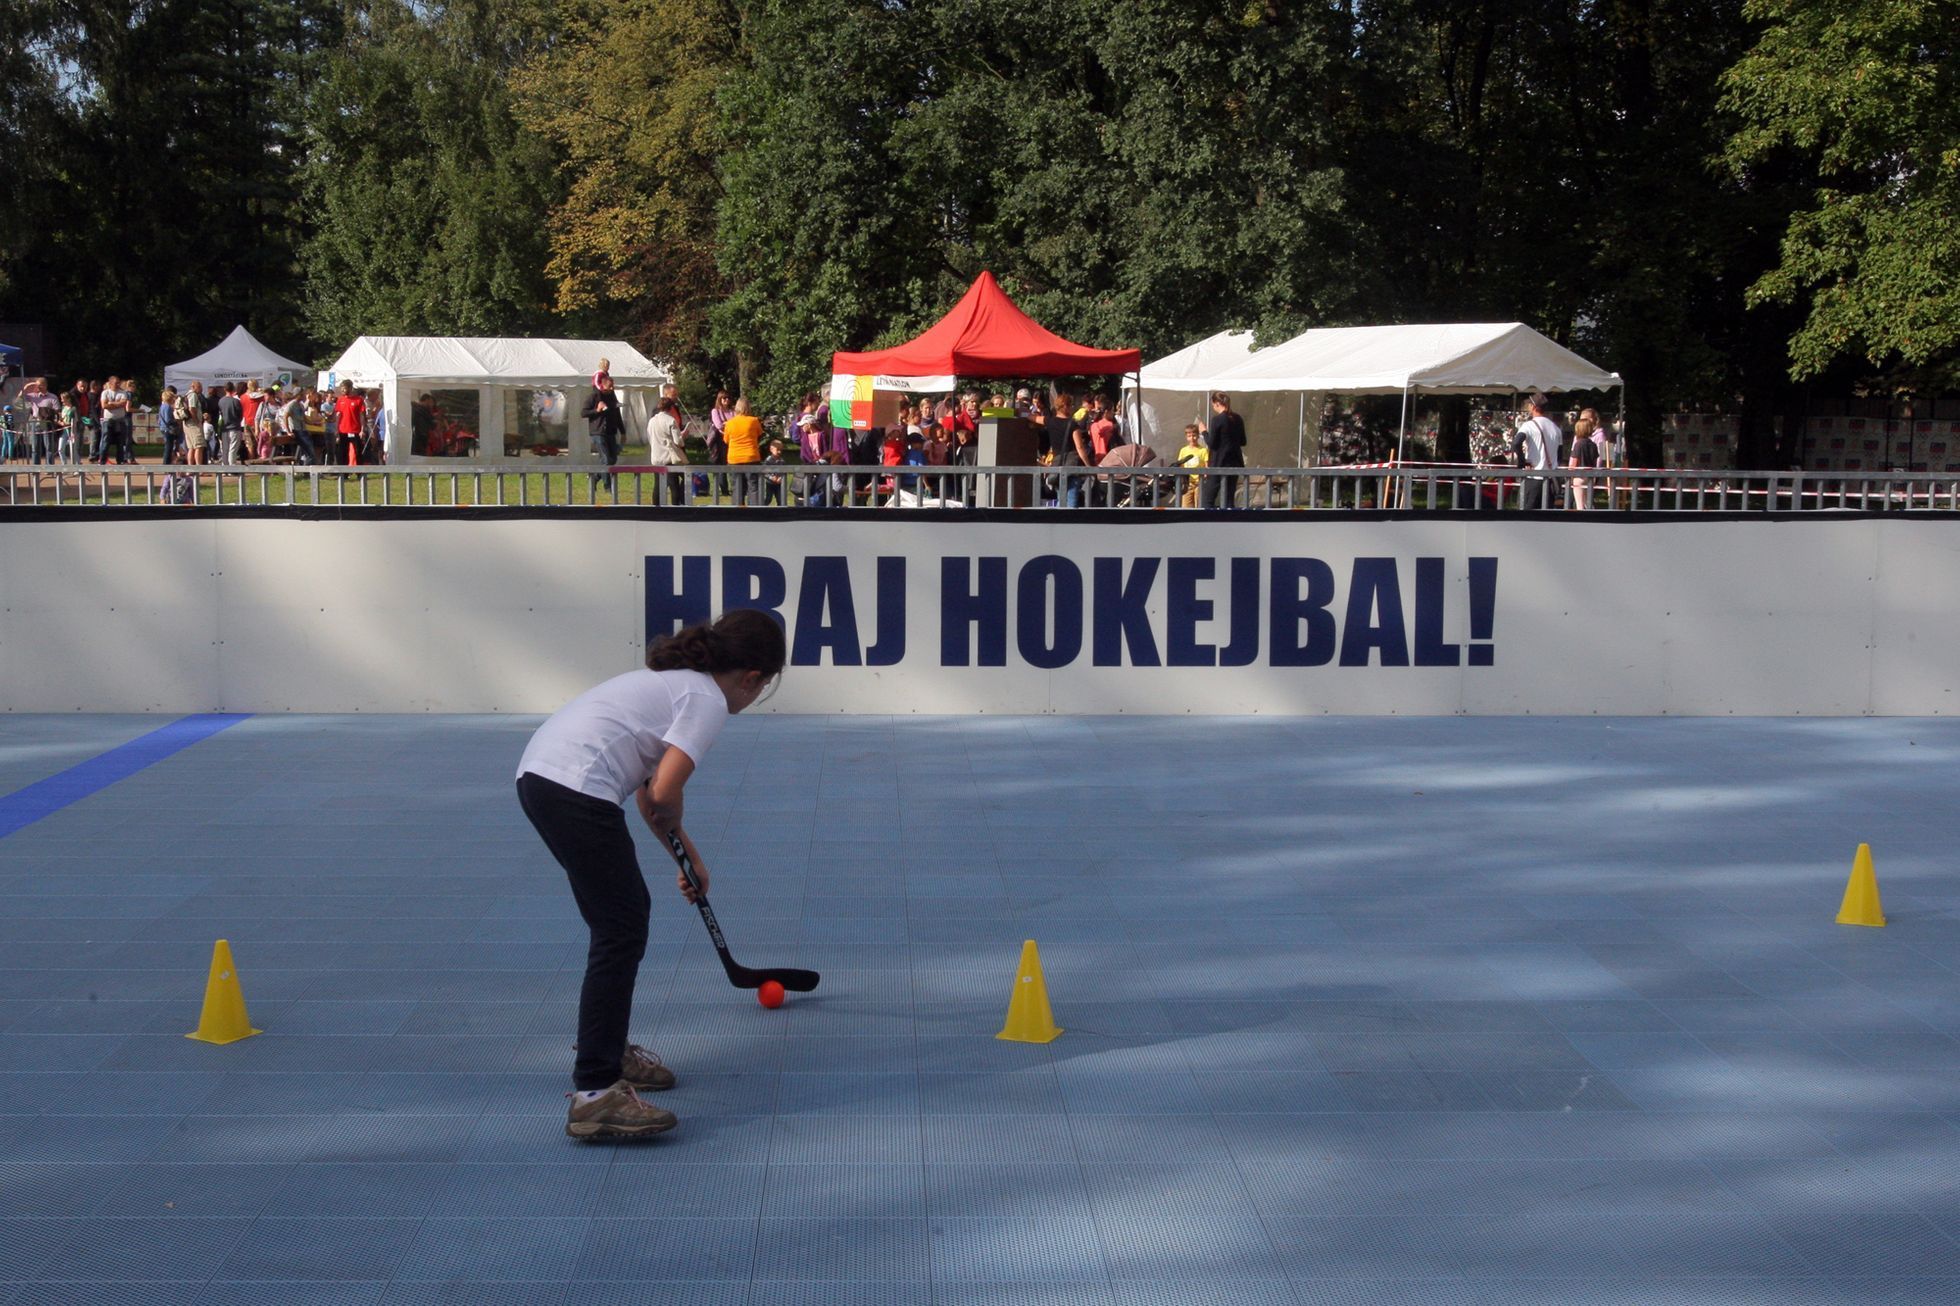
[1130,370,1143,457]
[1296,391,1305,468]
[1394,385,1410,508]
[1617,379,1628,509]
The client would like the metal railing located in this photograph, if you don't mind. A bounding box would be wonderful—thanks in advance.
[5,461,1960,512]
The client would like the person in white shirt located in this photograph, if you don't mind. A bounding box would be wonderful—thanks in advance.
[516,608,786,1140]
[645,396,687,504]
[97,376,131,464]
[1514,392,1563,510]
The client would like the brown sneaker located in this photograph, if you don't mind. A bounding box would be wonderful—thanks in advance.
[565,1081,677,1141]
[620,1044,676,1092]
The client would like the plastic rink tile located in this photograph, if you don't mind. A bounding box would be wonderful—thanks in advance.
[35,1215,255,1282]
[573,1218,757,1282]
[927,1215,1108,1282]
[9,1283,256,1306]
[378,1284,565,1306]
[215,1216,421,1281]
[0,1219,81,1283]
[10,714,1960,1300]
[761,1162,927,1218]
[749,1217,931,1282]
[391,1216,589,1282]
[0,1163,119,1220]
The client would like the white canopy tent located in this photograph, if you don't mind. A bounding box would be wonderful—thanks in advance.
[1125,330,1316,465]
[163,326,313,392]
[1133,322,1621,465]
[323,336,670,463]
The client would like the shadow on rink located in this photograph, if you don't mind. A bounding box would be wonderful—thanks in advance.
[0,713,1957,1304]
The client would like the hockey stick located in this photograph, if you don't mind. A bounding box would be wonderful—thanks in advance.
[663,830,820,992]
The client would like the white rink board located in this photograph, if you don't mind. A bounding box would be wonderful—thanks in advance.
[0,515,1953,715]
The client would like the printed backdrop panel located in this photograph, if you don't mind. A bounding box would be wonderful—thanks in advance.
[1,515,1955,715]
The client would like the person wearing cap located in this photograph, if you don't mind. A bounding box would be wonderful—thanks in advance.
[796,409,825,464]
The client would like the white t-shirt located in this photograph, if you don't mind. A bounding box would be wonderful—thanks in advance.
[1516,415,1561,471]
[517,668,728,805]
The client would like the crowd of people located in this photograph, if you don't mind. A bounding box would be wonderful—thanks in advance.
[603,384,1253,508]
[0,376,388,467]
[5,367,1626,515]
[1511,393,1619,510]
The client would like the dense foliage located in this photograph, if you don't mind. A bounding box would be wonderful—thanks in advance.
[2,0,1953,460]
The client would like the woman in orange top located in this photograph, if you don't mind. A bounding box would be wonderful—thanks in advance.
[721,396,764,504]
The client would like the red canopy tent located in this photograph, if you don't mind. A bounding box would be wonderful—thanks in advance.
[831,271,1141,381]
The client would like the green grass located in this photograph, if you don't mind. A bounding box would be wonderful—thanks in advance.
[1,468,724,508]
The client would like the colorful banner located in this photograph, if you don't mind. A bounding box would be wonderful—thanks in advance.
[829,373,875,430]
[830,373,960,429]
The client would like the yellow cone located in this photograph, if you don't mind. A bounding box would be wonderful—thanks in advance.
[995,939,1062,1043]
[185,939,262,1044]
[1835,843,1886,928]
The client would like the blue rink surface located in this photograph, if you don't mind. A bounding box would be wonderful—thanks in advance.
[2,713,1959,1305]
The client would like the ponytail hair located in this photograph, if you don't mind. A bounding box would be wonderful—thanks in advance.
[647,607,787,680]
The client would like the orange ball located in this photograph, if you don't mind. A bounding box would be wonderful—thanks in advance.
[757,980,785,1009]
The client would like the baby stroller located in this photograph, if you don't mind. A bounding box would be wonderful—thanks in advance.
[1095,444,1171,507]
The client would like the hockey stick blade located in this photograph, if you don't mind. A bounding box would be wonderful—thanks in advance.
[665,831,822,993]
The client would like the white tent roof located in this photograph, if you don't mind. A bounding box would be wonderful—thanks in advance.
[326,336,669,389]
[1145,322,1619,395]
[163,326,313,389]
[1135,329,1262,385]
[1125,330,1308,462]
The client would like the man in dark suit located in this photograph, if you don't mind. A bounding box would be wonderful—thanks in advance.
[1202,390,1247,508]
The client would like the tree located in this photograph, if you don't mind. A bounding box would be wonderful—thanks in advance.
[709,0,933,408]
[1723,0,1960,387]
[0,3,70,309]
[510,0,746,372]
[0,0,322,378]
[296,0,560,346]
[712,0,1359,410]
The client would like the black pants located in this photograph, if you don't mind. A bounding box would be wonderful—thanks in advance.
[1201,463,1240,508]
[516,772,650,1090]
[591,430,620,493]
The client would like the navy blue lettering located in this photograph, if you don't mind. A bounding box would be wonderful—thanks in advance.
[1016,555,1084,669]
[1270,558,1336,666]
[1412,557,1461,667]
[791,557,862,666]
[865,556,907,667]
[1164,557,1217,667]
[1092,557,1162,666]
[722,556,786,618]
[941,556,1009,666]
[1340,558,1410,667]
[644,555,711,642]
[1466,556,1498,666]
[1218,557,1261,667]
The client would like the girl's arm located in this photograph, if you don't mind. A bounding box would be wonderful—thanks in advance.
[640,745,708,900]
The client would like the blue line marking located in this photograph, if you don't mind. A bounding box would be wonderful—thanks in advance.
[0,714,252,839]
